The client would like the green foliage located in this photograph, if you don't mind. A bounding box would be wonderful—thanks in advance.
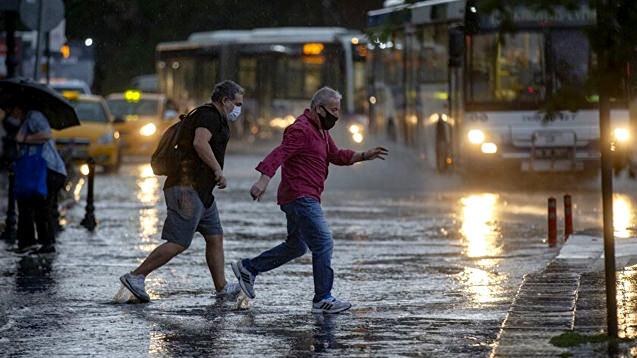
[550,331,609,347]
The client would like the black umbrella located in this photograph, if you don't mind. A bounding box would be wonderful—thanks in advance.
[0,77,80,130]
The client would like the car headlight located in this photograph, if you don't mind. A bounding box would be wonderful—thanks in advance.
[139,123,157,137]
[614,128,630,143]
[468,129,485,144]
[98,132,115,144]
[481,142,498,154]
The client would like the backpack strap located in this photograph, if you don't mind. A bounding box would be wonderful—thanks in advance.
[178,104,215,121]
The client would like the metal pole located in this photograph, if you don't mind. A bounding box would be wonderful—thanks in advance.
[597,0,618,340]
[45,31,50,84]
[80,158,96,232]
[564,194,573,241]
[5,11,17,78]
[32,0,44,81]
[601,93,618,339]
[1,163,17,242]
[548,197,557,247]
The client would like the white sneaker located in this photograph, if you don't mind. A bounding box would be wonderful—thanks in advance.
[216,282,241,299]
[119,273,150,303]
[311,297,352,314]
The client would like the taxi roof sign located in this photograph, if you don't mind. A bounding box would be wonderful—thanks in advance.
[62,90,80,101]
[124,90,142,103]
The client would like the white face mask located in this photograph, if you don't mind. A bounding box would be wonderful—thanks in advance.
[227,104,242,122]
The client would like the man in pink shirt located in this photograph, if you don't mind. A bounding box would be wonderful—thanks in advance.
[232,87,388,314]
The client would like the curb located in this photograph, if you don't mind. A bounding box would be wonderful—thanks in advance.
[490,234,637,356]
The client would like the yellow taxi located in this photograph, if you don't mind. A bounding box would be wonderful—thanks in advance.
[106,90,179,155]
[53,92,122,173]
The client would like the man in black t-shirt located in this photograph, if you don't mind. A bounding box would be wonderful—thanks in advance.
[120,81,245,303]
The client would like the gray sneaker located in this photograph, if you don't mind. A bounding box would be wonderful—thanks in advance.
[311,297,352,314]
[119,273,150,303]
[216,282,241,299]
[231,260,255,299]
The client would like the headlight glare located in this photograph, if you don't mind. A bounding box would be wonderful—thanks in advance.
[139,123,157,137]
[481,142,498,154]
[468,129,485,144]
[614,128,630,143]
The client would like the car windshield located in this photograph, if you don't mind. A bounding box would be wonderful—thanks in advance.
[53,86,89,94]
[72,101,108,122]
[107,99,160,118]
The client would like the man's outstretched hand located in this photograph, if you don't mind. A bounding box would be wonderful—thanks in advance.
[250,174,271,201]
[363,147,389,161]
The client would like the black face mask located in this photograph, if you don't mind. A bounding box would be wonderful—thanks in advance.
[318,106,338,130]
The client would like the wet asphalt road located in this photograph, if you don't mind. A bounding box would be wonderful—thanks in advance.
[2,146,637,357]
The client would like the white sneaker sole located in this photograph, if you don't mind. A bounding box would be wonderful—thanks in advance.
[119,275,150,303]
[231,262,256,299]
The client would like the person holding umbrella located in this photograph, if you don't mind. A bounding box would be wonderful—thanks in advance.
[0,78,79,254]
[9,99,67,253]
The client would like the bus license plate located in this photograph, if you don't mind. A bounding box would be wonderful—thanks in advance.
[534,132,575,147]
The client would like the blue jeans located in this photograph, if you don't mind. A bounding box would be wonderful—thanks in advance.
[243,197,334,302]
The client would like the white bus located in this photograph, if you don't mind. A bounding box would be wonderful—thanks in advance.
[367,0,632,175]
[156,28,368,141]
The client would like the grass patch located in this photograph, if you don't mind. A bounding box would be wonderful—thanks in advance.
[550,331,629,348]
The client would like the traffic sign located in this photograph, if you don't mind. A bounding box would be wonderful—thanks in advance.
[20,0,64,32]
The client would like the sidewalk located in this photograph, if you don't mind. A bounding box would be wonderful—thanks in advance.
[491,235,637,357]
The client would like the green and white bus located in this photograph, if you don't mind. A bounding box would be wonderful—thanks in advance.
[156,27,368,142]
[367,0,632,174]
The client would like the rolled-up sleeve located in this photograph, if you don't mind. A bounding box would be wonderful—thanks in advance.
[326,134,355,166]
[255,125,307,177]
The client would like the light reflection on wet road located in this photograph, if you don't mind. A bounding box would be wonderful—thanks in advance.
[1,152,637,356]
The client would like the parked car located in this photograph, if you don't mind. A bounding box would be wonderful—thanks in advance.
[106,90,179,155]
[53,92,121,173]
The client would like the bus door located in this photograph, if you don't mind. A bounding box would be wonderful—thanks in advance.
[256,54,276,136]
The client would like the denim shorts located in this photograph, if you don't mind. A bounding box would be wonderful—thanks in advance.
[161,186,223,248]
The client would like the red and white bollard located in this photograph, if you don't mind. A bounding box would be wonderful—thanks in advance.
[548,197,557,247]
[564,194,573,241]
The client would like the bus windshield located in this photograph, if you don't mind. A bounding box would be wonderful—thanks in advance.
[467,29,606,109]
[468,32,546,106]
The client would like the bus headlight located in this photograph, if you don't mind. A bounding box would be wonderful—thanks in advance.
[614,128,630,143]
[352,132,364,143]
[139,123,157,137]
[468,129,485,144]
[481,142,498,154]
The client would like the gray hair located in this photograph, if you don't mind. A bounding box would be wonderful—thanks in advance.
[211,80,245,103]
[310,87,342,110]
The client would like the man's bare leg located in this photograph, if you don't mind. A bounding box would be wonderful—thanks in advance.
[204,234,227,291]
[132,242,186,277]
